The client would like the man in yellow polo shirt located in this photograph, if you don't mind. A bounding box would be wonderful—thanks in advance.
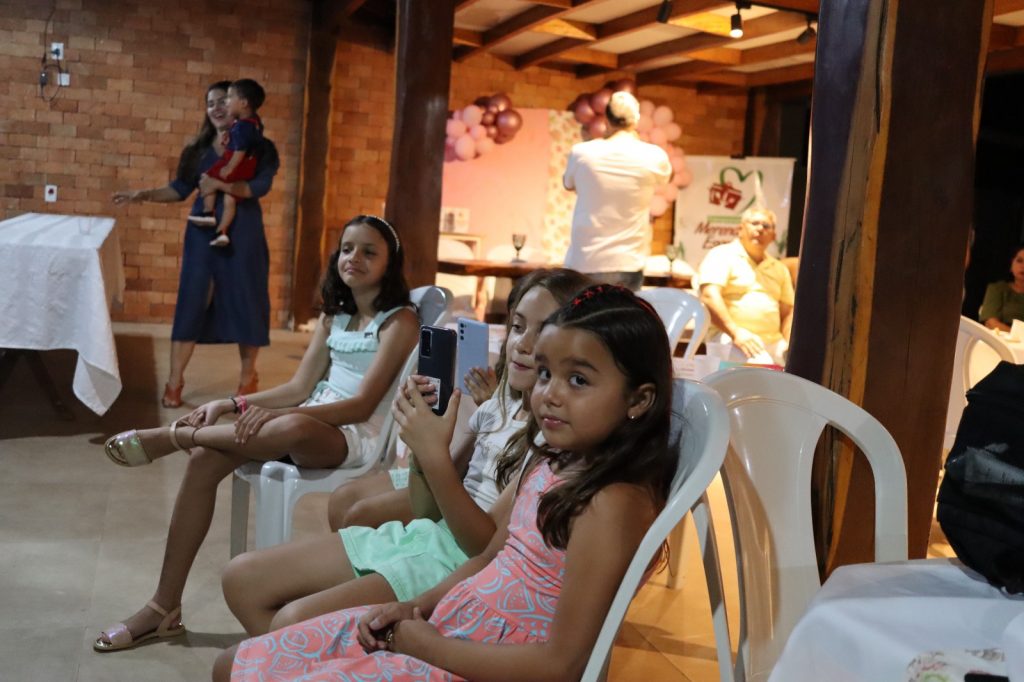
[698,207,794,363]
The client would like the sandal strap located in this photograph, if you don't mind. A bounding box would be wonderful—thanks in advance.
[145,600,170,617]
[146,601,183,636]
[167,421,192,454]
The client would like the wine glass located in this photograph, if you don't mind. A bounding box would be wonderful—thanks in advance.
[511,233,527,262]
[665,243,678,274]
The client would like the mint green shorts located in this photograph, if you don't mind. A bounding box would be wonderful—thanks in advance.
[338,519,469,602]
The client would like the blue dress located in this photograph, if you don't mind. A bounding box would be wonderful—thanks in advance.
[167,141,278,346]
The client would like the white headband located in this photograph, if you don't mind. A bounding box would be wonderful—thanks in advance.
[361,214,400,252]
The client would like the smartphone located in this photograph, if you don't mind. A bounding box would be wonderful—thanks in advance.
[456,318,490,395]
[417,325,457,415]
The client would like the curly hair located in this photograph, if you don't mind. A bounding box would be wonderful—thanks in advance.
[320,215,409,318]
[495,284,676,550]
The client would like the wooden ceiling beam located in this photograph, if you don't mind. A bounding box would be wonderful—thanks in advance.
[987,44,1024,73]
[453,28,482,47]
[557,46,619,67]
[740,36,816,64]
[989,23,1024,50]
[455,0,487,10]
[534,18,598,39]
[744,61,814,86]
[457,0,600,62]
[688,46,743,64]
[994,0,1024,15]
[619,11,808,69]
[757,0,819,12]
[637,59,729,85]
[515,37,591,69]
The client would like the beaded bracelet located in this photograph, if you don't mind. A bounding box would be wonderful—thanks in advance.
[229,396,240,413]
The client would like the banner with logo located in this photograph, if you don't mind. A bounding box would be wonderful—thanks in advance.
[673,156,796,268]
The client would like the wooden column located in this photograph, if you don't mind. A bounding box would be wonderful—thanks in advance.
[385,0,455,288]
[787,0,992,566]
[290,0,346,326]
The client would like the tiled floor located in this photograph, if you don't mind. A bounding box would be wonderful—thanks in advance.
[0,324,951,682]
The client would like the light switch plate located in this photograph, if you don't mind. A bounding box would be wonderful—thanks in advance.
[44,185,57,203]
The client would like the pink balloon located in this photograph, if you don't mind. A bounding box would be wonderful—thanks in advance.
[454,134,476,161]
[586,116,608,139]
[649,128,668,146]
[638,130,650,142]
[452,108,463,121]
[650,195,669,217]
[665,122,682,141]
[661,183,680,202]
[446,119,467,138]
[653,105,674,127]
[637,114,653,133]
[462,104,483,128]
[470,124,487,140]
[489,93,512,112]
[495,109,523,136]
[590,88,613,116]
[639,99,655,117]
[574,99,595,125]
[481,111,495,126]
[671,155,687,173]
[475,136,494,155]
[612,78,637,94]
[673,167,693,187]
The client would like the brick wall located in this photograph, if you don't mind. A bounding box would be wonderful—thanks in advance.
[0,0,309,325]
[325,45,748,256]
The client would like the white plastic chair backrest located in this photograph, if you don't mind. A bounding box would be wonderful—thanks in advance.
[637,287,709,357]
[703,367,908,682]
[944,316,1015,450]
[486,243,541,262]
[438,238,474,260]
[411,284,453,328]
[581,379,730,682]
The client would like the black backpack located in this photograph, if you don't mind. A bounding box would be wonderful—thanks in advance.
[937,361,1024,594]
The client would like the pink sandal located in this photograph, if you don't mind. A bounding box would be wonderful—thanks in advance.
[93,600,185,652]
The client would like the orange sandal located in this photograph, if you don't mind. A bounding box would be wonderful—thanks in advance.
[161,382,184,408]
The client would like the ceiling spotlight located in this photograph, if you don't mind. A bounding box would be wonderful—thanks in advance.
[796,16,817,44]
[656,0,673,24]
[729,9,743,39]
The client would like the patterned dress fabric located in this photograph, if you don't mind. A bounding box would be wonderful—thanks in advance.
[233,460,564,681]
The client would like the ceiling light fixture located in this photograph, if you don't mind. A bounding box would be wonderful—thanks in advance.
[796,15,817,44]
[656,0,673,24]
[729,5,744,39]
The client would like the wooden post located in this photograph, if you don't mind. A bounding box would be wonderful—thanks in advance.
[290,0,346,327]
[385,0,456,288]
[787,0,992,567]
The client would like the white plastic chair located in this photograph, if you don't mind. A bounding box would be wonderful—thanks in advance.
[637,287,709,357]
[943,316,1014,451]
[229,285,453,557]
[581,379,730,681]
[700,367,909,682]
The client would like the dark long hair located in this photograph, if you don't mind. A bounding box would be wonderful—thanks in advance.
[175,80,231,185]
[497,284,676,550]
[320,215,410,318]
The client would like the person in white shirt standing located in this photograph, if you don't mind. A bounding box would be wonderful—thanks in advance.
[562,92,672,290]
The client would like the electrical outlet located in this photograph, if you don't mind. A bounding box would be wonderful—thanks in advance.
[44,185,57,203]
[58,73,70,87]
[50,42,64,60]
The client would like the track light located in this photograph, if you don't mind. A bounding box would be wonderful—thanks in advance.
[656,0,673,24]
[729,8,743,39]
[796,15,817,44]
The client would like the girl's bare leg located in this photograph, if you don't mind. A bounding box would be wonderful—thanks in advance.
[327,471,399,530]
[213,646,235,682]
[216,194,236,236]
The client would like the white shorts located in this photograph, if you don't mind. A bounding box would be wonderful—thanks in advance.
[301,384,382,468]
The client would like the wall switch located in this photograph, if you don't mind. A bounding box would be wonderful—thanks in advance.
[58,72,70,86]
[50,42,64,60]
[44,185,57,203]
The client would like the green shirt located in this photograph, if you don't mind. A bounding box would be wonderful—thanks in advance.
[979,281,1024,325]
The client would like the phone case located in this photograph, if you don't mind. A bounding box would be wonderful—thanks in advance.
[418,325,457,415]
[456,318,490,394]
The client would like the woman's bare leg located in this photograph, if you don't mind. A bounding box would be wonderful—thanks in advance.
[237,344,259,389]
[327,471,396,530]
[168,340,196,388]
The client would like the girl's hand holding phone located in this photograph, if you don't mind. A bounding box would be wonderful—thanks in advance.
[392,376,461,463]
[463,366,498,406]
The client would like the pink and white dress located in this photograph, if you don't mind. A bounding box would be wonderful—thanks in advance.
[232,459,564,681]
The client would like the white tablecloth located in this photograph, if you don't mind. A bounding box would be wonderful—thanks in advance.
[0,213,125,415]
[768,558,1024,682]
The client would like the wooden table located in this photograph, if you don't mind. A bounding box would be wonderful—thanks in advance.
[437,258,693,289]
